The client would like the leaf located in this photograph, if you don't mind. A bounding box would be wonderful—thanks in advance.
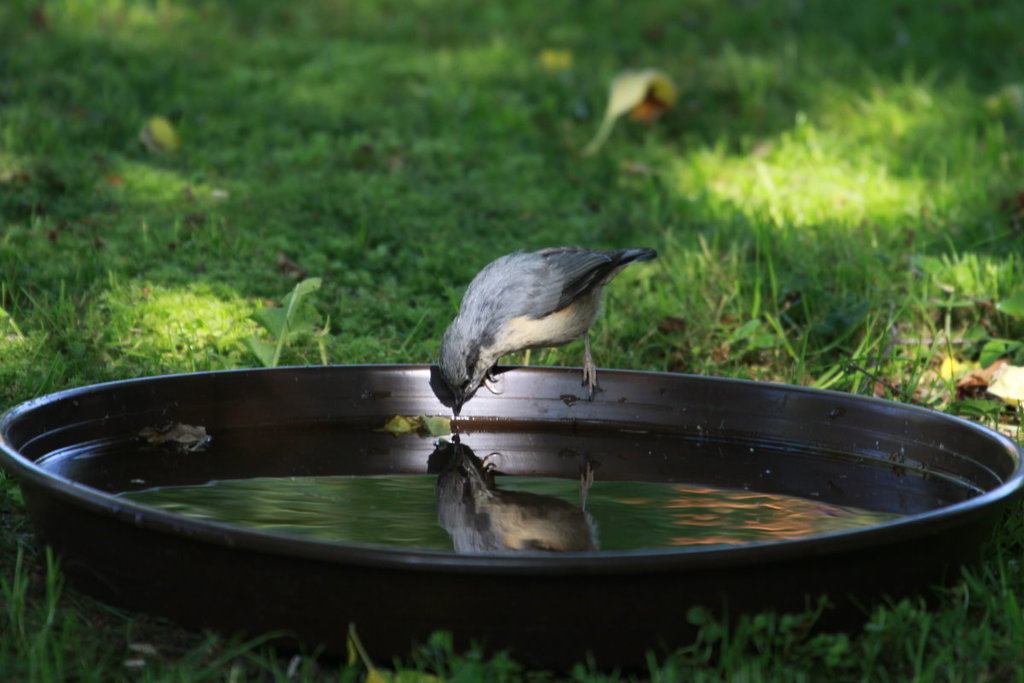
[538,49,573,71]
[727,319,762,344]
[248,278,324,367]
[290,276,323,300]
[605,69,676,122]
[996,292,1024,319]
[582,68,676,156]
[938,355,971,381]
[347,625,387,682]
[138,115,180,153]
[420,415,452,437]
[252,307,288,339]
[988,363,1024,405]
[0,305,24,338]
[137,422,211,453]
[746,332,780,351]
[379,415,423,436]
[956,358,1008,400]
[244,337,277,368]
[979,340,1022,368]
[377,415,452,437]
[949,399,1005,420]
[276,251,307,279]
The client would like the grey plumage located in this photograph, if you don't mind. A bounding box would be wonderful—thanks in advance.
[439,246,656,412]
[434,440,597,554]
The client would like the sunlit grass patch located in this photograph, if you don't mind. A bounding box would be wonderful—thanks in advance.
[39,0,194,44]
[1,0,1024,678]
[94,281,259,374]
[0,332,60,404]
[666,73,1012,233]
[671,136,928,229]
[102,160,198,205]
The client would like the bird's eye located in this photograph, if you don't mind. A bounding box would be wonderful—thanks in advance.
[460,376,471,390]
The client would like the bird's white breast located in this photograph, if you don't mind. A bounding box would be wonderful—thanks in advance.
[495,291,600,354]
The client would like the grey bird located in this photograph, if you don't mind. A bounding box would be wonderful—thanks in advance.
[438,246,657,413]
[433,440,597,554]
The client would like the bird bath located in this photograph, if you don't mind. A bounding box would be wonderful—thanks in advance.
[1,365,1020,668]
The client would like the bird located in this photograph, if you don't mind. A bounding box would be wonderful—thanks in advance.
[438,246,657,413]
[432,439,597,554]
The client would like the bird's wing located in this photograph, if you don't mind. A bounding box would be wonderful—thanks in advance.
[533,248,617,315]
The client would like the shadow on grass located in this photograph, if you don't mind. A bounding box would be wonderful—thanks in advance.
[0,0,1022,379]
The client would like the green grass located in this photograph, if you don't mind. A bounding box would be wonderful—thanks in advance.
[2,0,1024,679]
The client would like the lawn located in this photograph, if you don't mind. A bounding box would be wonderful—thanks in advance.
[2,0,1024,679]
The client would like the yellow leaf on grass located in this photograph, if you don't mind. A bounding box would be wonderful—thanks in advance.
[988,363,1024,405]
[582,68,676,156]
[138,116,180,153]
[938,355,974,381]
[539,48,573,71]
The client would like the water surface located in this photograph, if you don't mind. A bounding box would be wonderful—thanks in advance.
[122,474,900,552]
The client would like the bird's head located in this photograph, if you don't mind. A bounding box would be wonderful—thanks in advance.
[438,322,491,415]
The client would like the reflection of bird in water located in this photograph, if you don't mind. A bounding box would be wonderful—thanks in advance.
[429,440,597,554]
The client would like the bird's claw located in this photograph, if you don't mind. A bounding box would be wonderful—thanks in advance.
[582,334,598,400]
[483,370,504,395]
[579,461,595,511]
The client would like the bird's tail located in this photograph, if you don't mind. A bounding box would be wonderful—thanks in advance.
[613,247,657,264]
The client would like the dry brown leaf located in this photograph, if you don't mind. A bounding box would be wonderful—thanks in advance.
[955,358,1009,401]
[582,68,676,156]
[988,363,1024,405]
[138,422,211,452]
[276,251,308,279]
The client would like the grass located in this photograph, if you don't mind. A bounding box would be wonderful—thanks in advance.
[2,0,1024,678]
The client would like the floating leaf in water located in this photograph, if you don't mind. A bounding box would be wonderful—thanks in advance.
[138,115,180,153]
[988,363,1024,406]
[582,68,676,156]
[419,415,452,437]
[138,422,210,452]
[379,415,422,436]
[378,415,452,437]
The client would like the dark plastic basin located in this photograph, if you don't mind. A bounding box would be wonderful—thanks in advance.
[0,365,1021,668]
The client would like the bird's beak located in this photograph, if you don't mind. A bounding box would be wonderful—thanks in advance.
[452,395,464,417]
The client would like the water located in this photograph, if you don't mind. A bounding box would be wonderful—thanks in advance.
[121,473,900,553]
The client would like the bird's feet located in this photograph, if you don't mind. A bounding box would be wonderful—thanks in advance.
[582,334,599,399]
[483,368,505,395]
[481,452,501,471]
[578,461,595,511]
